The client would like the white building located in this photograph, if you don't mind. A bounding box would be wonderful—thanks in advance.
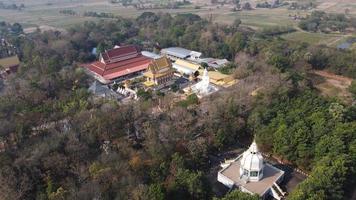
[142,51,162,59]
[217,141,286,200]
[198,57,229,69]
[172,59,201,75]
[161,47,202,61]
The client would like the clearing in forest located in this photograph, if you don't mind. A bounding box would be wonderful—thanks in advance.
[312,70,353,104]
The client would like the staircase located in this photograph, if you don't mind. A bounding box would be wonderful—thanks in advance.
[271,183,286,200]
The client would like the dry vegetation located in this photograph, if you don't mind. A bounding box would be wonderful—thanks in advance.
[0,3,355,199]
[312,70,353,104]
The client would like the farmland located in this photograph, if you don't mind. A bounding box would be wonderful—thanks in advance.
[0,0,355,46]
[281,31,344,45]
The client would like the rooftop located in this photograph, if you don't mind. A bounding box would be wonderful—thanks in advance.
[174,59,200,71]
[161,47,195,59]
[144,57,173,79]
[101,45,139,63]
[197,70,236,87]
[148,57,171,72]
[198,58,229,68]
[83,45,151,82]
[85,55,151,80]
[142,51,162,59]
[219,157,284,196]
[0,55,20,68]
[88,81,118,98]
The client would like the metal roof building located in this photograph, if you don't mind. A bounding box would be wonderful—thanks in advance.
[161,47,202,61]
[142,51,162,59]
[172,59,201,75]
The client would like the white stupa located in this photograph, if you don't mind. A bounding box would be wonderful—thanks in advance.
[189,68,218,97]
[217,140,286,199]
[240,141,264,182]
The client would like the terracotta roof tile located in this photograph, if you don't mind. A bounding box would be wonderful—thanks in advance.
[101,45,139,63]
[84,54,151,81]
[0,55,20,68]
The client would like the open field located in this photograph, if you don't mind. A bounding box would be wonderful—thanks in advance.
[281,31,344,45]
[316,0,356,15]
[0,0,208,28]
[213,7,301,27]
[1,0,354,27]
[0,0,355,46]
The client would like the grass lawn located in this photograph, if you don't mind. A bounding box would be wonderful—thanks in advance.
[281,31,343,45]
[215,8,301,28]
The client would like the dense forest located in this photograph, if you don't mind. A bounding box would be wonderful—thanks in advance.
[299,11,356,33]
[252,91,356,199]
[0,1,25,10]
[0,12,355,200]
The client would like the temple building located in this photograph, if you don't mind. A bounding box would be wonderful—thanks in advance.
[142,51,162,59]
[88,81,118,99]
[143,57,174,87]
[172,59,201,75]
[161,47,202,61]
[198,57,229,69]
[197,69,236,88]
[0,55,20,77]
[83,45,151,84]
[217,141,286,200]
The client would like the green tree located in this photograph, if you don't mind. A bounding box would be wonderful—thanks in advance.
[268,54,291,72]
[214,189,259,200]
[348,80,356,99]
[242,2,252,10]
[231,18,242,32]
[96,42,109,56]
[314,135,345,161]
[10,23,23,35]
[201,62,209,69]
[148,184,165,200]
[328,103,345,122]
[174,169,207,199]
[289,155,349,200]
[229,32,246,57]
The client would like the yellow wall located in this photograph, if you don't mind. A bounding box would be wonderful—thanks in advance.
[175,59,200,71]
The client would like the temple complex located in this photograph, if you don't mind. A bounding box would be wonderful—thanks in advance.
[143,57,174,87]
[217,141,286,200]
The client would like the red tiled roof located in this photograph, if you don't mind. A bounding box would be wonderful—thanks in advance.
[84,54,151,81]
[101,45,139,63]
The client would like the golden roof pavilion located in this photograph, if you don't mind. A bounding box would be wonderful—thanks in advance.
[143,57,174,87]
